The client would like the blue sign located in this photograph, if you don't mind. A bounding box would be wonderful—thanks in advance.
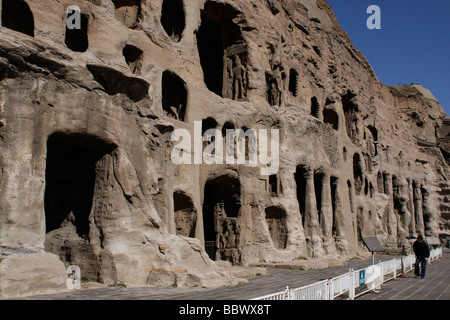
[359,270,366,287]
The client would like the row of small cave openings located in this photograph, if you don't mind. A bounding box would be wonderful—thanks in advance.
[0,0,184,63]
[2,0,347,127]
[1,0,184,42]
[1,0,303,108]
[1,0,376,138]
[311,93,379,154]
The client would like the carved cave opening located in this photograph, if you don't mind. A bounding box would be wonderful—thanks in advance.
[222,121,236,157]
[202,175,241,264]
[342,91,359,144]
[323,108,339,130]
[161,0,185,42]
[330,176,338,237]
[44,133,116,280]
[1,0,34,37]
[266,71,281,106]
[288,69,298,97]
[311,97,320,119]
[162,70,187,121]
[377,171,384,193]
[112,0,141,28]
[174,191,197,237]
[123,44,143,74]
[196,1,248,100]
[202,117,218,149]
[269,174,281,197]
[353,153,364,195]
[265,206,288,249]
[294,165,308,228]
[347,180,354,214]
[65,10,89,52]
[367,125,378,156]
[314,171,324,225]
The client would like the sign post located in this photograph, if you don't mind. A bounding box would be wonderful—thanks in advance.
[362,237,385,265]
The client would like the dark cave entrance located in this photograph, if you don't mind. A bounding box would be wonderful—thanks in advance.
[295,165,308,228]
[196,1,248,100]
[265,206,288,249]
[202,175,241,263]
[342,91,359,144]
[314,171,324,227]
[1,0,34,37]
[330,176,339,237]
[353,153,364,195]
[174,191,197,238]
[65,10,89,52]
[112,0,141,28]
[162,70,188,121]
[123,44,143,74]
[44,133,116,279]
[323,108,339,130]
[288,69,298,97]
[311,97,320,119]
[161,0,185,42]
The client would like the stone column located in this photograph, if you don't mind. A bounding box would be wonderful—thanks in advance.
[383,173,398,248]
[320,173,332,242]
[413,182,425,236]
[320,173,336,257]
[408,179,416,237]
[304,169,324,258]
[421,185,440,236]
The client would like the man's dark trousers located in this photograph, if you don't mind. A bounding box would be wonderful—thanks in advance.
[415,257,427,278]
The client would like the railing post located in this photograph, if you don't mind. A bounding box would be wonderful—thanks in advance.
[378,260,384,288]
[394,258,397,279]
[349,269,355,300]
[285,286,290,300]
[329,278,334,300]
[401,256,405,276]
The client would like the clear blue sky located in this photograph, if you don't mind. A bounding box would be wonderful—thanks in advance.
[327,0,450,116]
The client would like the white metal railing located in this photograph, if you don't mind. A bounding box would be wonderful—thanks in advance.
[251,247,443,300]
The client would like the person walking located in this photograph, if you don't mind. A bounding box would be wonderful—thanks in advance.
[413,235,430,279]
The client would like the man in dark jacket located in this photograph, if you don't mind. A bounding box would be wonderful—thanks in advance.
[413,235,430,279]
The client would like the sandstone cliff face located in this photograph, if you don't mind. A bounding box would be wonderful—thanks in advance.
[0,0,448,298]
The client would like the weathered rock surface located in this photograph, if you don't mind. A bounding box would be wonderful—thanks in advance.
[0,0,448,298]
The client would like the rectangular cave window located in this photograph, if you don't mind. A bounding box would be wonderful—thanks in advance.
[161,0,185,42]
[202,117,218,148]
[288,69,298,97]
[44,133,116,280]
[174,191,197,238]
[65,9,89,52]
[265,206,288,249]
[112,0,141,28]
[1,0,35,37]
[123,44,143,74]
[196,1,248,100]
[295,165,308,228]
[314,171,324,225]
[44,133,116,237]
[330,176,338,237]
[311,97,320,118]
[202,175,241,263]
[162,71,188,121]
[342,91,360,144]
[269,174,281,197]
[323,108,339,130]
